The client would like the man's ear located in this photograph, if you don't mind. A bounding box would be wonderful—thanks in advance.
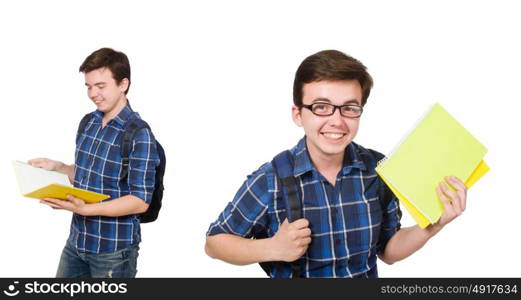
[119,78,130,94]
[292,105,303,127]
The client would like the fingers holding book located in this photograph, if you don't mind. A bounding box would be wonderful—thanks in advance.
[40,194,86,214]
[435,176,468,227]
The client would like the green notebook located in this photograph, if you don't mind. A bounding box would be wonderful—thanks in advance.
[375,103,488,225]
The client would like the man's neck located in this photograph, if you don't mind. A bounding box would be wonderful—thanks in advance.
[306,141,345,186]
[102,97,128,127]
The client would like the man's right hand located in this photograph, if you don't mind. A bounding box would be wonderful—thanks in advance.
[269,218,312,262]
[28,158,65,171]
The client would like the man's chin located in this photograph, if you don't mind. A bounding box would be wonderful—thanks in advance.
[317,143,349,157]
[306,136,352,159]
[322,138,351,150]
[95,104,108,112]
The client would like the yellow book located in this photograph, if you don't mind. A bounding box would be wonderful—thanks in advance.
[12,160,109,204]
[465,160,490,188]
[375,103,488,227]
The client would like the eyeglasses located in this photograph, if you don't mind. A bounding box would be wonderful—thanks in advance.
[301,102,363,118]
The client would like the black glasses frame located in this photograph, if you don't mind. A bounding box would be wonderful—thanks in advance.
[301,103,364,118]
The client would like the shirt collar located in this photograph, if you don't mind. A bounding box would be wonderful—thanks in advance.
[293,138,315,177]
[342,141,367,174]
[292,137,367,178]
[92,104,134,126]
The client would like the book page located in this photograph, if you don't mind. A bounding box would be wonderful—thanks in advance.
[12,161,71,195]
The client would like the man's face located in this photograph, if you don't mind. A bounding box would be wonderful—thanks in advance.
[84,67,128,115]
[292,80,362,161]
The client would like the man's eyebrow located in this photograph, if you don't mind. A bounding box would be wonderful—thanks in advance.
[343,99,360,105]
[311,98,332,103]
[311,98,360,105]
[84,82,106,87]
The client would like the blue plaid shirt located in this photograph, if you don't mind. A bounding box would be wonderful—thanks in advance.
[70,105,159,253]
[207,137,401,277]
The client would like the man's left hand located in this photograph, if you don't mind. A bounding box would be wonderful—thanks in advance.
[433,176,468,230]
[40,194,87,215]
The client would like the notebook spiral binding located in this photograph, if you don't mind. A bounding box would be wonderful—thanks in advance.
[377,157,388,167]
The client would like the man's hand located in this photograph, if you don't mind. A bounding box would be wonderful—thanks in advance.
[269,218,312,262]
[28,157,75,183]
[28,158,65,172]
[378,176,469,264]
[433,176,468,230]
[40,194,86,215]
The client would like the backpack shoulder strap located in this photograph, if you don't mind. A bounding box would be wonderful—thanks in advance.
[120,115,150,175]
[76,113,94,145]
[271,151,302,222]
[270,150,302,278]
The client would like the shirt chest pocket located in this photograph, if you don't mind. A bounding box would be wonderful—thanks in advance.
[100,143,125,187]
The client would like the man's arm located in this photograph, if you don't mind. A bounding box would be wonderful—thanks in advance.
[28,158,75,183]
[40,194,149,217]
[205,234,276,265]
[205,218,312,265]
[378,176,467,264]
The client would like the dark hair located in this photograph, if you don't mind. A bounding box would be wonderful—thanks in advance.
[79,48,131,94]
[293,50,373,106]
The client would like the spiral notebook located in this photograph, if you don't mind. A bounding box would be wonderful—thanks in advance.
[375,103,489,228]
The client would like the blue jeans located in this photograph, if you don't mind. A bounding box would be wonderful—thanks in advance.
[56,240,139,278]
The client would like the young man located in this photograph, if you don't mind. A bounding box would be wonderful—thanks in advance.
[205,50,468,278]
[29,48,160,278]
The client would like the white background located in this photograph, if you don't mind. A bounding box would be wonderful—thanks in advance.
[0,0,519,277]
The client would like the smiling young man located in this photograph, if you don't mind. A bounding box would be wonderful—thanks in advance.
[205,50,468,277]
[29,48,160,278]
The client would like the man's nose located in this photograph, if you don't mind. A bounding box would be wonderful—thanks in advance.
[88,88,98,99]
[329,107,344,123]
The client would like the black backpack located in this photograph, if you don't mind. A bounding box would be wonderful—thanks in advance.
[76,112,166,223]
[260,148,392,278]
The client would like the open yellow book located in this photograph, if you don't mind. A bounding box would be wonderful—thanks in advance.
[12,160,109,204]
[375,103,488,228]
